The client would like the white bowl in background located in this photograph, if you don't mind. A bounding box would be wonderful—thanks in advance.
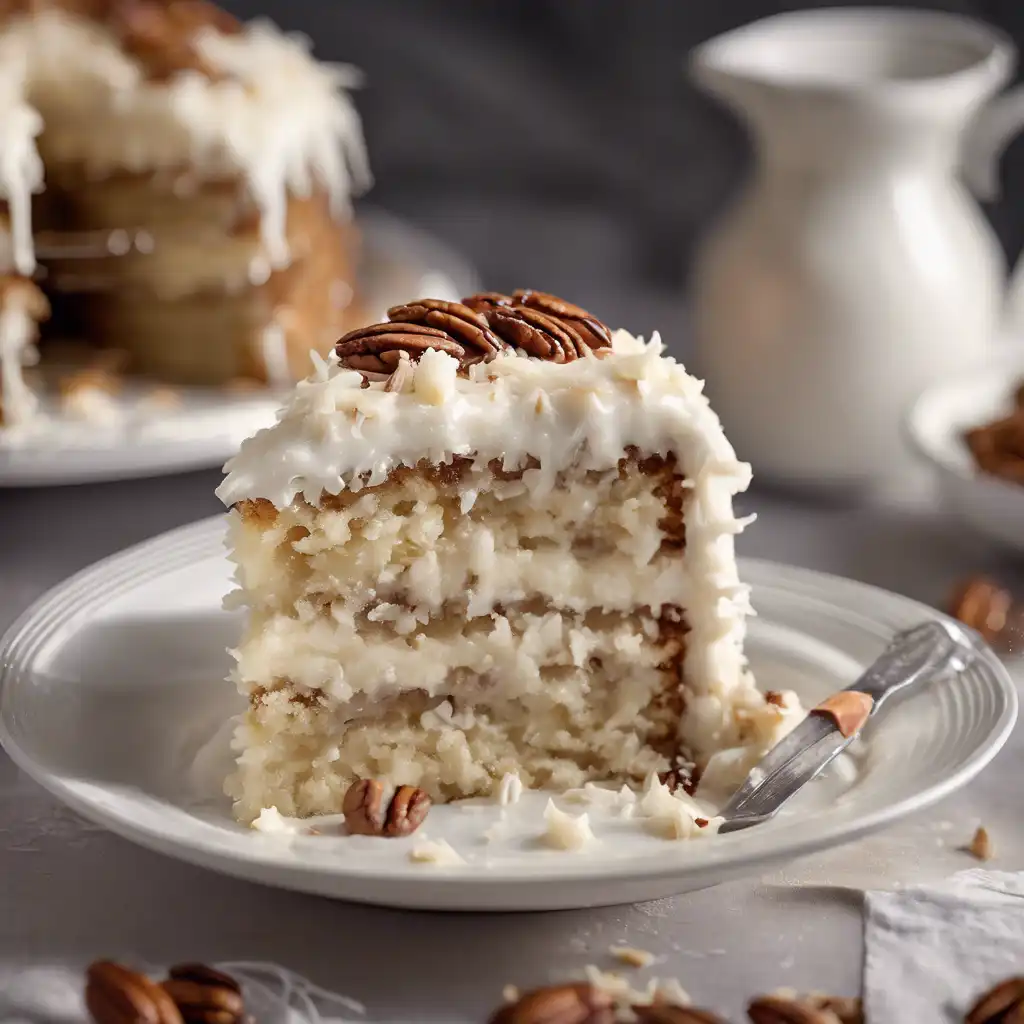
[906,355,1024,554]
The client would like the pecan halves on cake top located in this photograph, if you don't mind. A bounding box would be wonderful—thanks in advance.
[464,289,613,360]
[387,298,507,365]
[336,321,466,374]
[485,304,587,362]
[513,289,614,350]
[110,0,242,81]
[336,289,614,375]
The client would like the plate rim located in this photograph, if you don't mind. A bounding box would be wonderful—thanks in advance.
[0,516,1018,899]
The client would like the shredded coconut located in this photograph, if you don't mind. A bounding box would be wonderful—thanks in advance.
[609,946,656,969]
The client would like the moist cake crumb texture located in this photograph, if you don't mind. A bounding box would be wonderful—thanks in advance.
[218,302,794,822]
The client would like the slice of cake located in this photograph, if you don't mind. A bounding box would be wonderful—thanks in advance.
[217,291,790,821]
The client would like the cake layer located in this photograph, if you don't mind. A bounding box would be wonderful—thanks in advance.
[229,453,686,623]
[228,603,684,819]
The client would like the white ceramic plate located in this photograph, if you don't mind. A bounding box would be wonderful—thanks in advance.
[0,209,479,488]
[0,518,1015,911]
[906,352,1024,553]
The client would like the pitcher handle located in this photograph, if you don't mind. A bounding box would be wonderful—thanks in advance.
[963,86,1024,201]
[964,86,1024,337]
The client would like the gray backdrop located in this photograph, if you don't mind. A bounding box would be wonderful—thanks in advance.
[218,0,1024,320]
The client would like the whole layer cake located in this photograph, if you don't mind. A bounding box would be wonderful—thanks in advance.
[0,0,368,429]
[217,291,790,822]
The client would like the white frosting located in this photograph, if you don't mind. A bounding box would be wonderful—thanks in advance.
[0,57,44,276]
[0,10,369,273]
[0,288,40,427]
[219,332,757,736]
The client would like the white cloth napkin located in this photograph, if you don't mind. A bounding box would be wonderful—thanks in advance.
[865,870,1024,1024]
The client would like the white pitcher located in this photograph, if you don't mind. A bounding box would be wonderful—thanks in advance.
[690,9,1024,492]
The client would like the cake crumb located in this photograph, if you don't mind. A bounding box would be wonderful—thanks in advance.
[543,800,595,851]
[966,826,993,861]
[408,837,465,866]
[653,977,692,1007]
[609,945,655,969]
[501,985,519,1003]
[581,965,690,1010]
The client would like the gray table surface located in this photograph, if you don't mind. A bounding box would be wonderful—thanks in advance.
[0,468,1021,1023]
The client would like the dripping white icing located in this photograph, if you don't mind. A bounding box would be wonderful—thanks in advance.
[0,290,40,427]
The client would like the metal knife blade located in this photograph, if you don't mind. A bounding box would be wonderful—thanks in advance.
[717,618,980,833]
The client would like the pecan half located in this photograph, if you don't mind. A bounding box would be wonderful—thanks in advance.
[163,964,244,1024]
[387,299,506,365]
[162,982,243,1024]
[462,291,516,311]
[965,977,1024,1024]
[383,784,432,837]
[748,995,836,1024]
[486,305,585,362]
[336,321,465,374]
[634,1006,727,1023]
[110,0,240,81]
[167,965,241,995]
[342,779,431,837]
[513,289,613,350]
[489,982,615,1024]
[804,997,862,1024]
[342,778,386,836]
[86,961,183,1024]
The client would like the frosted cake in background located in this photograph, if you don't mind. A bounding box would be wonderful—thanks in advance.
[217,290,795,822]
[0,0,369,431]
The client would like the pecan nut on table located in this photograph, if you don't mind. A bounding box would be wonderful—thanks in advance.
[949,576,1023,654]
[85,960,245,1024]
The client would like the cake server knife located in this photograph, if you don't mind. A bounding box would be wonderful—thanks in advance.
[717,618,981,834]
